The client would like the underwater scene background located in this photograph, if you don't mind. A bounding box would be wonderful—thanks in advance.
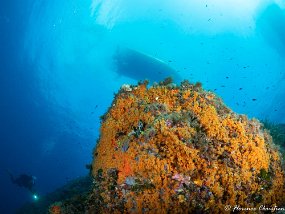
[0,0,285,213]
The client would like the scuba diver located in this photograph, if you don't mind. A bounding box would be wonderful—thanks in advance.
[7,171,39,199]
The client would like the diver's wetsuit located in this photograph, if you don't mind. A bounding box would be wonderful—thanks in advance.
[8,173,36,192]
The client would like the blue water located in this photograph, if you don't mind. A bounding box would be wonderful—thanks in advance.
[0,0,285,213]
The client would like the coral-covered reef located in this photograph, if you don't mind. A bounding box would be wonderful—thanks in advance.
[89,80,285,213]
[50,79,285,213]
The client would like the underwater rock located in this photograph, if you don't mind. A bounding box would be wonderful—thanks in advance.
[50,80,285,213]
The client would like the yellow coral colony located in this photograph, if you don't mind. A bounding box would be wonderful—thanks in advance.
[91,80,285,213]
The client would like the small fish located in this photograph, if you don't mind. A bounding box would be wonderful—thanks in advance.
[252,98,257,101]
[239,88,243,90]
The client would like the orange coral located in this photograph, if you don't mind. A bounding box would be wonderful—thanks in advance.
[49,204,61,214]
[90,80,285,213]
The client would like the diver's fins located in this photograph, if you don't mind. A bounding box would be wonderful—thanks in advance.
[5,169,15,182]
